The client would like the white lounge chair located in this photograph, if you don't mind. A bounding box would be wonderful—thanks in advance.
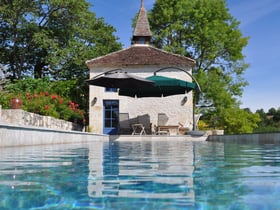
[178,114,202,135]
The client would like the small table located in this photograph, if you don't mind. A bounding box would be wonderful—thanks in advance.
[157,125,179,135]
[132,124,146,135]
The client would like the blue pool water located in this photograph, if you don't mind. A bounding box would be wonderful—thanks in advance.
[1,140,280,209]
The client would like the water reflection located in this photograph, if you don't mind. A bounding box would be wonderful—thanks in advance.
[193,142,280,209]
[1,141,280,209]
[88,141,195,202]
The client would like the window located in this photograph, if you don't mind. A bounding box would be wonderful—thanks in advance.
[105,88,118,92]
[139,37,145,44]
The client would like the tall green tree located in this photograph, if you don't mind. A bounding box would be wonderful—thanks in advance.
[254,108,280,132]
[149,0,259,133]
[0,0,122,80]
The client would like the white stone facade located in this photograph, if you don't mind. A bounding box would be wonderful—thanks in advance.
[88,66,194,134]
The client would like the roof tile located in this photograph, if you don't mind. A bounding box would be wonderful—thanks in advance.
[86,45,195,68]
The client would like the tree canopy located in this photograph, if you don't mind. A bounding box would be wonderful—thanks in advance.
[0,0,122,80]
[255,108,280,132]
[149,0,260,133]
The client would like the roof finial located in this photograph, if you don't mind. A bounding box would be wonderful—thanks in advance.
[132,0,152,45]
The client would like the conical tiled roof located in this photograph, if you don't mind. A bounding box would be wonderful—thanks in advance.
[132,1,152,44]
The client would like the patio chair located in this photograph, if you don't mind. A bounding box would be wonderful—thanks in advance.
[178,121,191,135]
[156,113,169,135]
[118,113,132,134]
[137,114,151,135]
[178,114,202,135]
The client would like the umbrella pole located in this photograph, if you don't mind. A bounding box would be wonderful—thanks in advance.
[192,91,196,131]
[153,66,201,132]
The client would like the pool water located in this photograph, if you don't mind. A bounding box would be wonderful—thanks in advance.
[1,140,280,209]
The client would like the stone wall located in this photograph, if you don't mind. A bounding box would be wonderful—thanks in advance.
[0,109,83,131]
[0,124,108,147]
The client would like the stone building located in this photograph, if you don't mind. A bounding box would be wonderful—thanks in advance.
[86,2,195,135]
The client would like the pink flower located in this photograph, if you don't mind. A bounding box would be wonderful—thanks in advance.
[45,105,50,110]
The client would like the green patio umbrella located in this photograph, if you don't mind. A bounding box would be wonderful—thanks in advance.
[119,75,196,97]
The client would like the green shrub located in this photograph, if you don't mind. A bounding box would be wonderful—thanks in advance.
[0,78,87,125]
[0,91,85,125]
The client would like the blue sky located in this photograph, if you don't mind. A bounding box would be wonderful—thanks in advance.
[89,0,280,112]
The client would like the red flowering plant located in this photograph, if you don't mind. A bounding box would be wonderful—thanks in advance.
[22,92,85,125]
[0,78,88,125]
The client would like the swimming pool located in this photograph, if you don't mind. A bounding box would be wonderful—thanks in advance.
[1,140,280,209]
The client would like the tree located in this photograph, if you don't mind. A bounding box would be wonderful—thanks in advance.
[0,0,122,80]
[255,108,280,132]
[268,108,277,116]
[220,107,260,134]
[274,108,280,122]
[255,109,268,127]
[149,0,259,133]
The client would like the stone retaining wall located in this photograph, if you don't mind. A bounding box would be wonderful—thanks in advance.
[0,108,83,131]
[207,132,280,144]
[0,123,108,147]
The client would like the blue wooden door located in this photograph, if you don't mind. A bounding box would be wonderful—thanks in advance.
[103,100,119,135]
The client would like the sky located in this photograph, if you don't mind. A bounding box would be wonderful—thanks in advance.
[89,0,280,112]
